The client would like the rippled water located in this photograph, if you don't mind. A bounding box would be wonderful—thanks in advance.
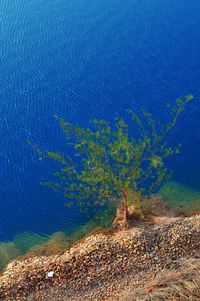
[0,0,200,258]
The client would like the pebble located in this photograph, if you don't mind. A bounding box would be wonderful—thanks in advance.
[47,271,54,278]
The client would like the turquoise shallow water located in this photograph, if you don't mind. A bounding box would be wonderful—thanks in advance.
[160,182,200,213]
[0,0,200,264]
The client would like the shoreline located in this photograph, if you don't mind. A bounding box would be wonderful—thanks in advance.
[0,215,199,300]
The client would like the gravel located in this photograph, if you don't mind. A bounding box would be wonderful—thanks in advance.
[0,215,199,301]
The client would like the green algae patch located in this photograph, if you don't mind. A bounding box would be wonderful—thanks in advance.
[28,231,71,256]
[0,242,20,270]
[160,181,200,214]
[13,232,48,254]
[0,233,48,271]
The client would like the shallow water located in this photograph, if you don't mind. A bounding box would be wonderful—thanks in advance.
[160,181,200,213]
[0,0,200,264]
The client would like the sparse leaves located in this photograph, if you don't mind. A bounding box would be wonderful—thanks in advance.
[33,95,193,211]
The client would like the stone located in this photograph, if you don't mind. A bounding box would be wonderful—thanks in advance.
[47,271,54,278]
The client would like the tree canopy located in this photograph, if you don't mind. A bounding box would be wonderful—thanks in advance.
[30,95,193,213]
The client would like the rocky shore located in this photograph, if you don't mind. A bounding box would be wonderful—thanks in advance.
[0,215,199,301]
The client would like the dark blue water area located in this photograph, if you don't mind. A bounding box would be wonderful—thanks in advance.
[0,0,200,241]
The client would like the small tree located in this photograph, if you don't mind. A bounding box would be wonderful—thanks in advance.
[31,95,193,227]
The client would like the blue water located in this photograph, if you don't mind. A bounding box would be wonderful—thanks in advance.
[1,0,200,242]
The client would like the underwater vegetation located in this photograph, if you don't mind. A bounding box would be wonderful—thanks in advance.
[0,242,20,271]
[160,181,200,214]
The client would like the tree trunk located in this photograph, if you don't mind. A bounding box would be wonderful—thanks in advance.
[112,191,129,230]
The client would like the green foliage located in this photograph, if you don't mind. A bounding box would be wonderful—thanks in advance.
[33,95,193,210]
